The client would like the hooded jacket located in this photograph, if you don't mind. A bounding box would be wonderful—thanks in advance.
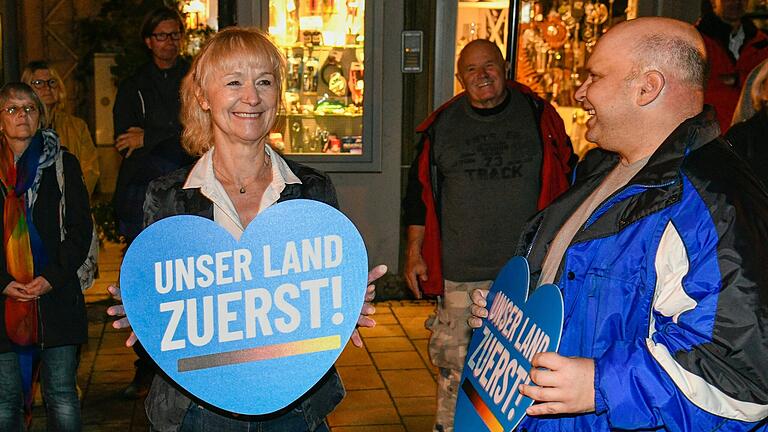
[515,109,768,431]
[403,81,574,296]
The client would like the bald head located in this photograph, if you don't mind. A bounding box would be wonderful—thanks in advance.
[455,39,509,108]
[610,17,708,91]
[575,18,707,163]
[458,39,505,70]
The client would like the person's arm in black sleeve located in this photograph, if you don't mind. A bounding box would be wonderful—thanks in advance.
[403,134,431,298]
[113,78,143,140]
[403,134,428,226]
[139,124,182,158]
[113,78,148,158]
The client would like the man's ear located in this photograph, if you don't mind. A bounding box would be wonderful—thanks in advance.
[455,72,466,90]
[637,70,665,106]
[144,37,152,50]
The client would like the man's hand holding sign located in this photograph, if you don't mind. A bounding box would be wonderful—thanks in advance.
[456,257,565,431]
[469,289,595,417]
[108,199,385,415]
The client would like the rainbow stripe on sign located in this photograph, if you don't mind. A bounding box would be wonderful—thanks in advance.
[177,335,342,372]
[461,378,504,432]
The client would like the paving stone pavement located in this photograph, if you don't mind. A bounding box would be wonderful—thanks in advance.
[28,242,440,432]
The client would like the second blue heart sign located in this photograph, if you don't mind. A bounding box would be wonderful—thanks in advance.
[120,199,368,415]
[455,256,564,432]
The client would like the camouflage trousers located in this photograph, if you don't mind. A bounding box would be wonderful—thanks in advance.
[426,279,492,432]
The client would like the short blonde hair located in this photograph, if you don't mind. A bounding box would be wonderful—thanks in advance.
[21,61,67,110]
[181,27,286,156]
[750,62,768,111]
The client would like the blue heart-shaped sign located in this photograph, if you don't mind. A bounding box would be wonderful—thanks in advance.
[120,199,368,415]
[455,256,564,432]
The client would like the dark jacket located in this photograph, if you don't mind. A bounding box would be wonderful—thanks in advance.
[726,108,768,190]
[698,14,768,132]
[112,59,196,241]
[141,156,344,432]
[403,81,575,296]
[0,149,91,352]
[514,108,768,430]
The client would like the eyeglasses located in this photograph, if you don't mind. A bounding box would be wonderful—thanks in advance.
[30,79,59,89]
[151,31,182,41]
[1,105,38,116]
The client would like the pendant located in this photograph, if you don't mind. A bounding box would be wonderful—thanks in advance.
[239,187,246,194]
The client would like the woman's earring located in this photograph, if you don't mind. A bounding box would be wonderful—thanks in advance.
[196,90,210,111]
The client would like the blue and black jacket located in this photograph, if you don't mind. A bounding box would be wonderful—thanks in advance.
[516,108,768,431]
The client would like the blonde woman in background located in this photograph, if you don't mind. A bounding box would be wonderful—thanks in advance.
[22,61,100,196]
[731,58,768,125]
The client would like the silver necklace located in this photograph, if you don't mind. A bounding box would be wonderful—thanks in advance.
[214,152,271,194]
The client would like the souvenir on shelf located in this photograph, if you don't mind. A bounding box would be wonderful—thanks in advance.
[268,0,365,155]
[516,0,621,106]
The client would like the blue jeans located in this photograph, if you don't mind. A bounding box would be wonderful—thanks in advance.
[179,403,330,432]
[0,345,81,432]
[0,351,24,432]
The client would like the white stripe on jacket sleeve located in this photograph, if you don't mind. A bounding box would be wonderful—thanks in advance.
[647,221,768,421]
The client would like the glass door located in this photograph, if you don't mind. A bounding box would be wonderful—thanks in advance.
[453,1,510,94]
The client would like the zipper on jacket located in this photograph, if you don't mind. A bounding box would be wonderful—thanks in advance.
[526,221,543,259]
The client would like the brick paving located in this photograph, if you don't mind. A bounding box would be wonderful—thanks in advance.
[28,242,438,432]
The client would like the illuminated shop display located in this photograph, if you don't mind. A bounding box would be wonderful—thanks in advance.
[267,0,365,156]
[453,0,624,105]
[452,0,630,157]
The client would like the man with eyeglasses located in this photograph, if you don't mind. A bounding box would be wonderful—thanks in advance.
[112,5,195,400]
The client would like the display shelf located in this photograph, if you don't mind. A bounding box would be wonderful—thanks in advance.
[458,1,509,9]
[276,43,365,50]
[278,113,363,118]
[265,0,380,171]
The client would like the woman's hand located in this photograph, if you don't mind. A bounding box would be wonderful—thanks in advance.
[2,281,37,301]
[24,276,52,297]
[350,264,387,348]
[106,284,138,347]
[468,288,491,329]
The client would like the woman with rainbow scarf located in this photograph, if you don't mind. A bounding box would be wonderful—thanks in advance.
[0,82,91,431]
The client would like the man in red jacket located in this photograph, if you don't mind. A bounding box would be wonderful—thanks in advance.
[402,39,574,431]
[697,0,768,132]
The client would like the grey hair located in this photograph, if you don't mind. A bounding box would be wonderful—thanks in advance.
[0,82,47,128]
[628,33,708,90]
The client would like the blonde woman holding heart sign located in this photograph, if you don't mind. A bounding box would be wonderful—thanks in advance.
[107,27,385,432]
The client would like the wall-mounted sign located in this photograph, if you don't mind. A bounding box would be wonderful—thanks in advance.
[402,30,423,73]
